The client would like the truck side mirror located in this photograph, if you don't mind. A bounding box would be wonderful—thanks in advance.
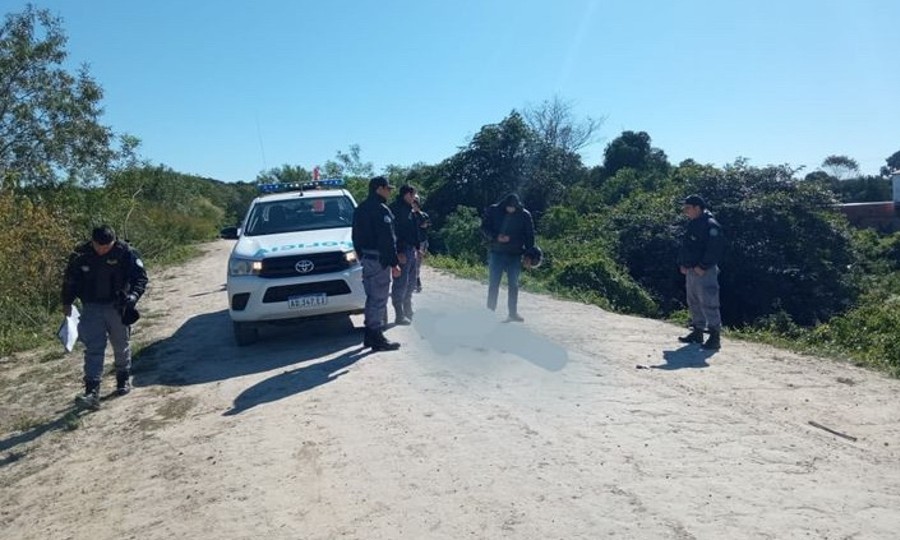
[220,226,239,240]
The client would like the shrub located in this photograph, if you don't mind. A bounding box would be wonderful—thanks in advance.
[553,253,657,316]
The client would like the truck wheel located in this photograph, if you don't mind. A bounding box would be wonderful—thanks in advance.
[233,321,258,346]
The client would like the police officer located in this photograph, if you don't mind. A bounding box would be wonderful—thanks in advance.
[352,176,402,351]
[389,184,419,325]
[62,225,149,409]
[480,193,535,322]
[677,195,725,350]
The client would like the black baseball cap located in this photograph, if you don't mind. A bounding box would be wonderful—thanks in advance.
[91,225,116,244]
[368,176,393,192]
[681,194,706,208]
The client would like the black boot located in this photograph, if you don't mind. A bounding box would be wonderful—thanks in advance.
[370,330,401,352]
[363,328,377,348]
[678,328,704,344]
[75,379,101,410]
[702,329,721,350]
[115,370,132,396]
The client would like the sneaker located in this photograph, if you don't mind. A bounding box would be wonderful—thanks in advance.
[394,316,412,326]
[505,313,525,323]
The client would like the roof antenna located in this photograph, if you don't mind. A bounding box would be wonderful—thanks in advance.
[255,112,267,172]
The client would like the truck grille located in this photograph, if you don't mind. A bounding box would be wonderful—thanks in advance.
[260,251,350,278]
[262,280,352,303]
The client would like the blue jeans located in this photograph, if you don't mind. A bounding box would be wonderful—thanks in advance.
[487,252,522,316]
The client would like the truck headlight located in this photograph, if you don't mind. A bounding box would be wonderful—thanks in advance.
[229,258,263,276]
[344,251,358,264]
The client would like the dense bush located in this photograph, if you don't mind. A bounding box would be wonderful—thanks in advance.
[0,190,75,353]
[807,273,900,375]
[0,166,250,356]
[438,206,485,264]
[553,252,657,316]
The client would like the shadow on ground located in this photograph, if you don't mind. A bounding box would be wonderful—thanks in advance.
[223,347,373,415]
[0,406,95,464]
[649,346,715,370]
[413,308,569,372]
[132,310,362,388]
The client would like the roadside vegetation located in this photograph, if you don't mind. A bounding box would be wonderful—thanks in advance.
[1,5,898,379]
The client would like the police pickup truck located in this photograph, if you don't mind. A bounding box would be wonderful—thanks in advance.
[220,180,365,345]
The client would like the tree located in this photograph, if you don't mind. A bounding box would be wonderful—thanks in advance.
[334,143,373,177]
[523,95,603,154]
[885,150,900,174]
[821,154,860,180]
[0,6,124,187]
[602,131,670,177]
[255,164,311,184]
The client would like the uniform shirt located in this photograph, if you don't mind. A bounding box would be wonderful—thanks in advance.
[480,204,536,256]
[62,240,149,305]
[389,199,420,251]
[677,211,725,269]
[352,193,400,267]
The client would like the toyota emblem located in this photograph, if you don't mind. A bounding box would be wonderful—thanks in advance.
[294,259,314,274]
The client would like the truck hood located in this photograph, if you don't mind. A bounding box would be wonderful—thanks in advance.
[232,227,354,259]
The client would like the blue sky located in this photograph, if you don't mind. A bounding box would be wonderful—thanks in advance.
[13,0,900,181]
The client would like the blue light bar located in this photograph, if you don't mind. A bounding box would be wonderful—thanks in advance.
[258,179,345,194]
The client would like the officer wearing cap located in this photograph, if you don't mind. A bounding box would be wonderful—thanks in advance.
[389,184,419,325]
[62,224,149,409]
[677,195,725,350]
[352,176,402,351]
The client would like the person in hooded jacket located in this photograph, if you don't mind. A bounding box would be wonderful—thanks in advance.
[62,225,148,409]
[480,193,535,322]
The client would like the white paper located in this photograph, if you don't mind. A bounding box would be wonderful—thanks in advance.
[57,305,80,353]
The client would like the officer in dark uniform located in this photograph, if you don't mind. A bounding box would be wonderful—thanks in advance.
[389,184,419,325]
[352,176,401,351]
[62,225,149,409]
[677,195,726,350]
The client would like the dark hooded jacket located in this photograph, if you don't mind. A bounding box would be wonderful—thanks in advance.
[480,194,535,255]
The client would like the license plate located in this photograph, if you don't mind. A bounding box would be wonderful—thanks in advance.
[288,293,328,309]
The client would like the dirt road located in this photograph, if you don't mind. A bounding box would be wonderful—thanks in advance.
[2,240,899,539]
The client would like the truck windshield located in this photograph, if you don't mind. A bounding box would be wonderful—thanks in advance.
[243,196,355,236]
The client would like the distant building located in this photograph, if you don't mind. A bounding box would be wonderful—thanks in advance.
[836,173,900,232]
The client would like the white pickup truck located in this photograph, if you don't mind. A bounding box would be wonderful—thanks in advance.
[221,180,365,345]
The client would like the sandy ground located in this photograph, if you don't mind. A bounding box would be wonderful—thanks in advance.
[1,239,899,540]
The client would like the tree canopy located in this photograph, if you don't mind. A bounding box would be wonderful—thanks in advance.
[0,6,129,187]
